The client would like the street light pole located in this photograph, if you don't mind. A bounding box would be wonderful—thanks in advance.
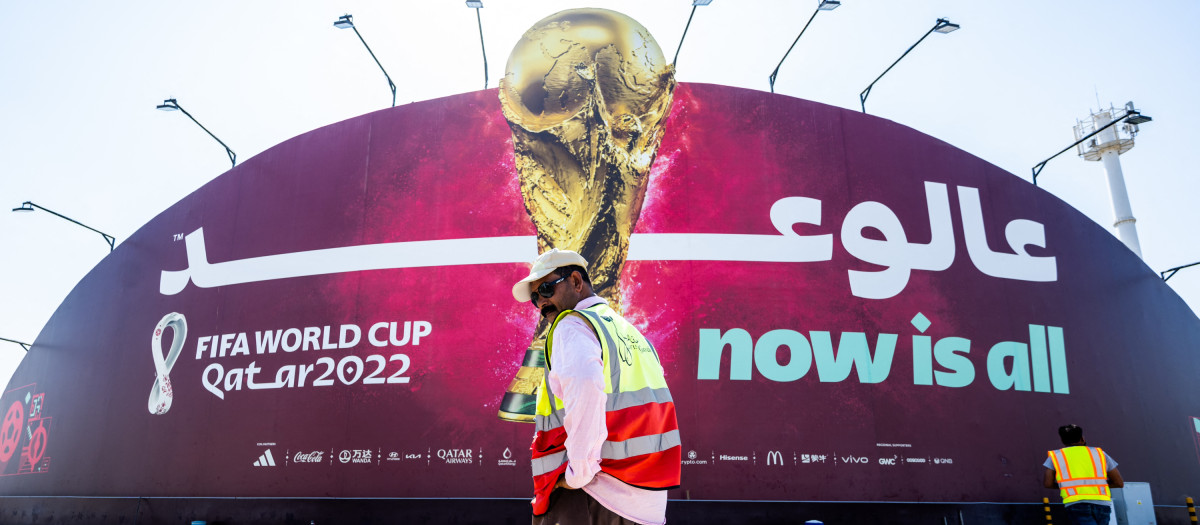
[466,2,488,89]
[156,99,237,168]
[1030,106,1150,186]
[0,337,31,352]
[859,17,959,113]
[1162,262,1200,282]
[673,0,712,68]
[11,201,116,251]
[334,14,397,107]
[769,0,841,94]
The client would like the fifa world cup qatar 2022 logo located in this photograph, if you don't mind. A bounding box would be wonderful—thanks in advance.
[149,313,187,415]
[495,8,676,422]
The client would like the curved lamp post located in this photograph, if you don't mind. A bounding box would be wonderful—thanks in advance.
[1031,105,1152,186]
[12,201,115,251]
[0,337,31,352]
[466,1,488,89]
[769,0,841,94]
[334,14,397,107]
[859,17,959,113]
[673,0,713,67]
[1162,262,1200,282]
[156,98,237,168]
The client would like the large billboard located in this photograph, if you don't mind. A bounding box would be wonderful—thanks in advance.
[2,12,1198,506]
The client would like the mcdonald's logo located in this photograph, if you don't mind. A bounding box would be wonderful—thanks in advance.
[766,450,784,466]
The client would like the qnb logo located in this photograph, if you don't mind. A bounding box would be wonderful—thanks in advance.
[253,449,276,467]
[148,313,187,415]
[766,450,784,466]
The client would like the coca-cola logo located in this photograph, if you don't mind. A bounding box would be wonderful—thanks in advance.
[293,451,324,463]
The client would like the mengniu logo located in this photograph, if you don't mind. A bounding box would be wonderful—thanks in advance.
[766,450,784,466]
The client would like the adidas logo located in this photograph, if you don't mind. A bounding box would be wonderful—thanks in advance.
[253,449,277,467]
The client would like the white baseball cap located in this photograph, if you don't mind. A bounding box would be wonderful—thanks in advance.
[511,248,589,302]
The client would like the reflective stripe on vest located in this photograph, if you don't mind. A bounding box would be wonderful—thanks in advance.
[536,386,675,432]
[533,429,683,477]
[1048,446,1111,503]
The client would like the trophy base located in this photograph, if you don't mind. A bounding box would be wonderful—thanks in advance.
[496,342,546,423]
[496,409,536,423]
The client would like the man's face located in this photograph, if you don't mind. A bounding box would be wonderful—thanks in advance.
[530,270,582,322]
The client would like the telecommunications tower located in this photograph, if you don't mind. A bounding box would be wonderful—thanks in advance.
[1074,101,1152,258]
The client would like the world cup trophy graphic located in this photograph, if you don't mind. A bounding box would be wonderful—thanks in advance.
[495,8,676,422]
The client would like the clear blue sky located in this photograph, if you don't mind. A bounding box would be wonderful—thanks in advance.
[2,1,1198,386]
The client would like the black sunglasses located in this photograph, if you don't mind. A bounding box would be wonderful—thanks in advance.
[530,275,568,304]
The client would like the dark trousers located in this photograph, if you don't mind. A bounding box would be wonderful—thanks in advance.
[532,488,641,525]
[1066,502,1112,525]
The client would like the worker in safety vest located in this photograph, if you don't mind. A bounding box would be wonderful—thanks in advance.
[512,249,681,525]
[1043,424,1124,525]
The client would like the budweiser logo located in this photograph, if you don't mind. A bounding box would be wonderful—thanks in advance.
[293,451,324,463]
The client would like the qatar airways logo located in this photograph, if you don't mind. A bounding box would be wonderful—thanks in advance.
[437,448,474,465]
[159,182,1054,301]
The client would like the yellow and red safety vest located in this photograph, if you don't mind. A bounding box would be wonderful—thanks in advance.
[530,302,681,516]
[1048,446,1112,504]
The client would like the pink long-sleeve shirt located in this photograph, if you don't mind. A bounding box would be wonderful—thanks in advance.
[546,295,667,525]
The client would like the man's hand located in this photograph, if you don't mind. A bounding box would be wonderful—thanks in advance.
[1044,468,1059,489]
[1108,467,1124,488]
[555,475,579,490]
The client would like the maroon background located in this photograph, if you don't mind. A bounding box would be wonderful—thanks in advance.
[1,83,1197,505]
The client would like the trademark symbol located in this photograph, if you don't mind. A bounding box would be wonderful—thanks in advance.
[172,233,184,241]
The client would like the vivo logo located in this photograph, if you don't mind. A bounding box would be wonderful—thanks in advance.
[841,456,868,464]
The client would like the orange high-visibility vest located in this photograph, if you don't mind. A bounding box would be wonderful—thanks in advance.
[530,303,681,516]
[1048,446,1112,504]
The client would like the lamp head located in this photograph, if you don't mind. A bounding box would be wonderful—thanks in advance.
[12,202,34,213]
[1125,113,1152,125]
[692,0,713,5]
[1124,103,1152,125]
[818,0,841,10]
[334,14,354,29]
[934,18,960,33]
[156,99,180,112]
[466,1,483,8]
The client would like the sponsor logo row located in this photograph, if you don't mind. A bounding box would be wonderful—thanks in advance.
[682,450,955,467]
[254,445,954,469]
[252,445,520,468]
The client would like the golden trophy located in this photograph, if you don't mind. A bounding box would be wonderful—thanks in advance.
[496,8,676,422]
